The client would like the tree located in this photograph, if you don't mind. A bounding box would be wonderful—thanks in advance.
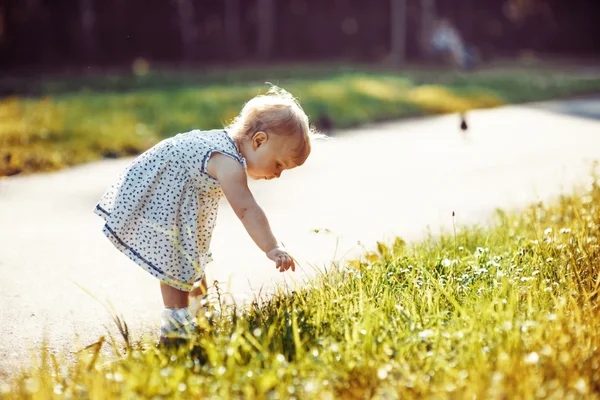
[257,0,274,59]
[175,0,196,61]
[420,0,436,58]
[80,0,96,62]
[224,0,241,60]
[390,0,407,66]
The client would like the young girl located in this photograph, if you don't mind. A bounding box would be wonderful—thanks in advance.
[94,86,315,342]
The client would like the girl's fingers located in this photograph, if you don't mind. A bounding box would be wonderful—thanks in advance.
[273,254,295,272]
[276,255,285,272]
[283,256,290,271]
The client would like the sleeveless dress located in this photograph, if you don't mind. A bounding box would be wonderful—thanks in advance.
[94,129,246,291]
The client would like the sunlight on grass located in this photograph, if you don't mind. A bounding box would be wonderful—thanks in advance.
[3,169,599,399]
[348,77,409,101]
[406,85,503,113]
[2,67,600,177]
[0,96,157,175]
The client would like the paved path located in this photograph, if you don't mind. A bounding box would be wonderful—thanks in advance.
[1,98,599,376]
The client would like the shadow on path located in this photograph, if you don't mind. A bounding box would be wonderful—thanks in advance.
[527,95,600,121]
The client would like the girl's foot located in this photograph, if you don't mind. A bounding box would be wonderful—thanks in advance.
[160,307,196,343]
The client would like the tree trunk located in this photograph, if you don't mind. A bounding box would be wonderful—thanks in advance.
[420,0,436,58]
[175,0,196,61]
[390,0,407,66]
[0,4,5,44]
[257,0,274,59]
[80,0,95,62]
[224,0,241,60]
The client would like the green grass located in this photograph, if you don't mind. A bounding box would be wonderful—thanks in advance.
[2,63,600,177]
[3,170,600,399]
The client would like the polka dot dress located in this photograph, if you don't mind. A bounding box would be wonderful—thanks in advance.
[94,129,246,291]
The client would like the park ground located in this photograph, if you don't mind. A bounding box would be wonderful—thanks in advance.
[0,61,599,398]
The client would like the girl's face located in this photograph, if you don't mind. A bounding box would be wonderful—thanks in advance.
[244,131,300,180]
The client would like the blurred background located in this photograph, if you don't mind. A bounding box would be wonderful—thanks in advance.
[0,0,599,176]
[1,0,599,70]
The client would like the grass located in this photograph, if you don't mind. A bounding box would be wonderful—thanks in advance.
[2,62,600,177]
[3,169,599,399]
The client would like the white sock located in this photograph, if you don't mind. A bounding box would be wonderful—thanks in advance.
[160,307,195,337]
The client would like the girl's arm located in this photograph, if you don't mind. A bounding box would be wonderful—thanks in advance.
[207,153,295,272]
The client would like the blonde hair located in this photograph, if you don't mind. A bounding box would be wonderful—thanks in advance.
[227,85,314,166]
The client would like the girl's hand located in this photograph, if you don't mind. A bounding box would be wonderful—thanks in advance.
[267,247,296,272]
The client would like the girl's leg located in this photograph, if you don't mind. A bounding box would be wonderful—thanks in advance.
[160,282,189,308]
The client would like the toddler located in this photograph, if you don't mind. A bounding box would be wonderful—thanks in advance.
[94,86,316,342]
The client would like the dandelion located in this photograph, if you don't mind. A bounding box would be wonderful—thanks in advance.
[418,329,435,339]
[53,384,63,395]
[492,372,503,383]
[377,367,388,379]
[574,378,588,394]
[524,352,539,364]
[474,247,489,258]
[540,345,553,356]
[304,380,316,393]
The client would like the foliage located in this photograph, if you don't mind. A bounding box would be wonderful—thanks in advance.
[2,65,600,176]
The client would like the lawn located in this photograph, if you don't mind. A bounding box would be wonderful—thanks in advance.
[3,170,599,399]
[2,62,600,177]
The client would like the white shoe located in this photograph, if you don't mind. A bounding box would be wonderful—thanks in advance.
[160,308,196,339]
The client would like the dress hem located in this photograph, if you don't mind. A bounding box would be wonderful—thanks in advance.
[94,205,206,292]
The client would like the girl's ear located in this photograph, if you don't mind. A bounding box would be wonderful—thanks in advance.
[252,131,268,150]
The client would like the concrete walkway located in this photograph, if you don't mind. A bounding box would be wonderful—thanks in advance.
[1,98,599,376]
